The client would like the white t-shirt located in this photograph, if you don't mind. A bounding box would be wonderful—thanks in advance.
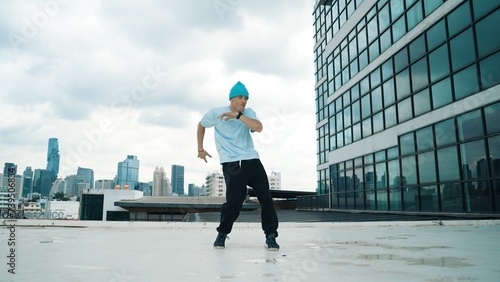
[200,106,260,164]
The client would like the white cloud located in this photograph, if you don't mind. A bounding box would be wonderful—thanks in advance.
[0,0,317,192]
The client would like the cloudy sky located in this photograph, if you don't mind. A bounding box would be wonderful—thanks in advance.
[0,0,318,192]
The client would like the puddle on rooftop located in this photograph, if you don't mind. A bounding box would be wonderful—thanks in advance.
[243,258,288,264]
[357,254,474,268]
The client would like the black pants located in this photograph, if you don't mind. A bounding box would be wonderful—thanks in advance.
[217,159,279,237]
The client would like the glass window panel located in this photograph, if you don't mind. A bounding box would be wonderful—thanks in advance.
[464,180,492,212]
[362,118,372,138]
[335,109,345,133]
[353,122,362,142]
[342,66,350,85]
[394,47,409,73]
[335,97,343,113]
[424,0,443,16]
[407,1,424,30]
[387,147,399,160]
[387,160,401,187]
[349,38,358,62]
[350,58,359,77]
[413,88,431,116]
[409,34,426,63]
[371,68,381,88]
[377,189,389,210]
[389,188,402,210]
[429,44,450,83]
[440,183,463,212]
[400,132,415,155]
[411,57,429,92]
[472,0,500,19]
[431,77,453,109]
[420,184,439,211]
[364,164,375,189]
[402,155,418,185]
[397,96,413,123]
[385,105,397,128]
[447,2,472,38]
[358,27,367,51]
[437,146,460,181]
[373,111,384,133]
[351,84,360,100]
[485,102,500,134]
[418,151,437,183]
[475,8,500,58]
[345,127,352,145]
[330,135,336,150]
[450,28,475,72]
[334,54,341,72]
[379,3,391,32]
[416,126,434,152]
[352,100,361,123]
[354,167,363,190]
[479,51,500,90]
[392,15,407,43]
[381,58,393,81]
[367,16,379,44]
[375,150,386,162]
[489,135,500,178]
[380,27,392,54]
[427,19,446,51]
[364,154,374,165]
[396,69,411,100]
[376,162,388,189]
[457,109,483,142]
[361,94,371,119]
[354,157,363,168]
[337,130,344,148]
[372,86,383,113]
[343,106,352,127]
[359,49,369,70]
[391,0,405,20]
[383,78,396,106]
[435,118,457,147]
[369,40,380,62]
[460,140,487,180]
[454,64,479,101]
[360,76,370,96]
[343,91,351,107]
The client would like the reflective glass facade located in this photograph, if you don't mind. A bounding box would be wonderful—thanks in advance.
[314,0,500,214]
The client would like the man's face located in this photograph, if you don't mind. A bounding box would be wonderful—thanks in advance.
[230,96,248,112]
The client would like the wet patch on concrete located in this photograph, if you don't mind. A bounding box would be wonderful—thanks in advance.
[357,254,474,268]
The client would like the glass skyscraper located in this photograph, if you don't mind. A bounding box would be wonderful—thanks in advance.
[46,138,60,182]
[116,155,139,190]
[313,0,500,214]
[171,165,185,196]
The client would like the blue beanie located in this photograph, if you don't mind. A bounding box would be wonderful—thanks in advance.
[229,81,249,100]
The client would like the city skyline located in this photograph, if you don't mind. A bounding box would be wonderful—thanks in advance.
[0,1,317,192]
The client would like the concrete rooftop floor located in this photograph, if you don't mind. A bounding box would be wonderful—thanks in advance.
[1,218,499,282]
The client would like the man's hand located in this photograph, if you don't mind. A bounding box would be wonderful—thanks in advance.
[198,150,212,163]
[218,111,238,121]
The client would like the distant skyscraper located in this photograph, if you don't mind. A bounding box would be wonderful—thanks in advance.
[3,162,17,175]
[22,167,33,198]
[153,166,167,196]
[33,169,53,197]
[77,167,95,189]
[46,138,60,182]
[171,165,184,196]
[116,155,140,190]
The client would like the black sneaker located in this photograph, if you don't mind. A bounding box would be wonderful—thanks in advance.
[213,233,228,249]
[265,233,280,251]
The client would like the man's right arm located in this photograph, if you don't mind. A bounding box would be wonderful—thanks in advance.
[197,122,211,162]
